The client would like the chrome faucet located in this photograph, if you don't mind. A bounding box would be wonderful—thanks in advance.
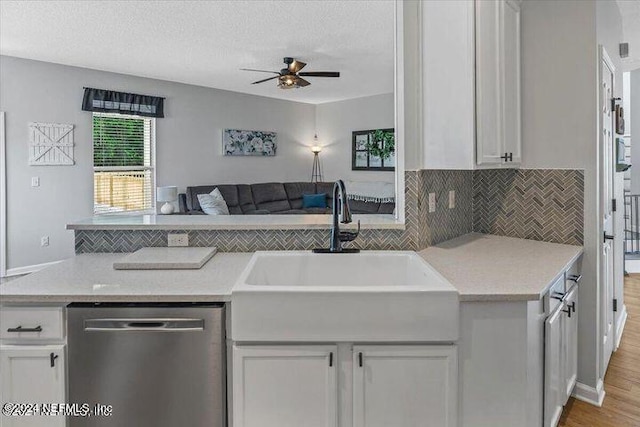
[313,180,360,253]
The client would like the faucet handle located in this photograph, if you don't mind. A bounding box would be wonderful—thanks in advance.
[339,220,360,242]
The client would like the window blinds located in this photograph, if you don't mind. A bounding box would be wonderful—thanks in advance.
[93,113,154,215]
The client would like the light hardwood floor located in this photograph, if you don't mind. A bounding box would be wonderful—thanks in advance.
[559,274,640,426]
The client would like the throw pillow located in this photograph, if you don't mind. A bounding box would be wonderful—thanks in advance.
[197,188,230,215]
[302,193,327,209]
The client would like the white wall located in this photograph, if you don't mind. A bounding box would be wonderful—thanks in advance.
[315,94,395,183]
[631,70,640,193]
[0,56,392,271]
[521,0,624,391]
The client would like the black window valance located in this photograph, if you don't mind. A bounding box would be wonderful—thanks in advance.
[82,87,164,118]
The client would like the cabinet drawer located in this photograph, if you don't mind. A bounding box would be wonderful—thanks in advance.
[0,307,65,341]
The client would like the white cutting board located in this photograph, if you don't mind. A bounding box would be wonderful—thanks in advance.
[113,247,217,270]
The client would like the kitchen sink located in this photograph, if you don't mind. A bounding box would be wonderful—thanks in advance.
[231,251,459,342]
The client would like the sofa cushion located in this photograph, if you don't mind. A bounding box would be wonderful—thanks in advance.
[251,183,291,212]
[197,188,230,215]
[302,194,327,209]
[316,182,335,209]
[284,182,318,209]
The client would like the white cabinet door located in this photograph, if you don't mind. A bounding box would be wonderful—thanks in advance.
[353,345,457,427]
[501,0,522,165]
[0,345,66,427]
[476,0,521,167]
[544,307,564,427]
[233,345,337,427]
[562,285,579,403]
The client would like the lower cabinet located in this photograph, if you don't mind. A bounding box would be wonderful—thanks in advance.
[353,345,458,427]
[233,344,457,427]
[562,286,578,402]
[0,345,66,427]
[233,345,338,427]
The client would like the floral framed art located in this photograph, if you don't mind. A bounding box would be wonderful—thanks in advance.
[223,129,277,156]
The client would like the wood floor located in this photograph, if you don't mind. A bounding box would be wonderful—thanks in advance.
[559,274,640,427]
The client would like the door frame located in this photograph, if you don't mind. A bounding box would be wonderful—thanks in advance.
[1,111,6,277]
[598,45,616,380]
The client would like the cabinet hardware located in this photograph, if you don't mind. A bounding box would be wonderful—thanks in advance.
[50,353,58,368]
[7,325,42,333]
[567,274,582,283]
[562,307,572,318]
[500,152,513,162]
[613,298,618,312]
[604,233,614,241]
[329,352,333,367]
[612,198,617,212]
[358,352,363,367]
[568,302,576,313]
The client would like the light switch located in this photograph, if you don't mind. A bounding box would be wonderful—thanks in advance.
[449,190,456,209]
[31,177,40,187]
[428,193,436,213]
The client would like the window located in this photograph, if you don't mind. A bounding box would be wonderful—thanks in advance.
[92,113,155,215]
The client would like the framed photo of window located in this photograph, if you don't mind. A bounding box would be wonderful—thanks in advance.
[351,128,395,171]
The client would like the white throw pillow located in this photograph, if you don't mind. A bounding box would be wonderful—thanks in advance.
[197,188,230,215]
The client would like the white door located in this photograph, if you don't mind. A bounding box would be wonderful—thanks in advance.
[600,46,616,378]
[232,345,337,427]
[562,285,579,403]
[0,345,66,427]
[352,345,457,427]
[544,306,564,427]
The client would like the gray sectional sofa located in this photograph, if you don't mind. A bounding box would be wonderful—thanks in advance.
[179,182,395,215]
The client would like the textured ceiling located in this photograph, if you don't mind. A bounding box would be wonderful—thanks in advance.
[0,0,395,104]
[617,0,640,71]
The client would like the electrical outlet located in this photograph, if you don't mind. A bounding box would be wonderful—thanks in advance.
[168,233,188,247]
[31,177,40,187]
[40,236,49,247]
[428,193,436,213]
[449,190,456,209]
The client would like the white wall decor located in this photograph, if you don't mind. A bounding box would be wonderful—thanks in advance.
[28,122,75,165]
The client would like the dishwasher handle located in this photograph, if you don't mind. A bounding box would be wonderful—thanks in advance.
[84,318,204,332]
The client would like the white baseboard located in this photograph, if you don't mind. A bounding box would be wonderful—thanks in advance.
[5,260,62,277]
[625,259,640,273]
[615,305,628,349]
[572,379,605,407]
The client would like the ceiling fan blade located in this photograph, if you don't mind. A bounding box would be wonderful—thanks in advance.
[251,76,279,85]
[296,77,311,87]
[298,71,340,78]
[240,68,280,74]
[289,60,307,73]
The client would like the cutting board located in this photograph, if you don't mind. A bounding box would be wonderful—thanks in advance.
[113,247,217,270]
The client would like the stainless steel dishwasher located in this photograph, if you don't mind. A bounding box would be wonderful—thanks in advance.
[67,303,225,427]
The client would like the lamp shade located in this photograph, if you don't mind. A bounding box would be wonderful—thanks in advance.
[157,186,177,202]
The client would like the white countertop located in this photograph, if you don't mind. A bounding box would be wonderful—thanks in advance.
[0,253,252,303]
[419,233,583,302]
[1,233,583,304]
[66,214,405,231]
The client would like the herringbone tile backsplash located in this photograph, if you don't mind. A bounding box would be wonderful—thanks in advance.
[74,169,584,254]
[473,169,584,245]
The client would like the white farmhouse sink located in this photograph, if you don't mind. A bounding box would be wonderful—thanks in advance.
[231,251,459,342]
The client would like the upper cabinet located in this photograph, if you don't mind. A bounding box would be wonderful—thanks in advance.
[476,0,522,167]
[419,0,522,169]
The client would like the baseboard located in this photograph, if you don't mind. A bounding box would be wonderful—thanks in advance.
[615,305,628,349]
[624,259,640,273]
[572,379,605,407]
[5,260,62,277]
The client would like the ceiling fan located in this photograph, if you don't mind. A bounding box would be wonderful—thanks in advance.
[241,57,340,89]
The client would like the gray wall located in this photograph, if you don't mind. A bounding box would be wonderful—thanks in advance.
[316,93,395,183]
[0,56,393,270]
[521,0,623,390]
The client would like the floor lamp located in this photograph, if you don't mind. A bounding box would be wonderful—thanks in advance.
[310,140,323,183]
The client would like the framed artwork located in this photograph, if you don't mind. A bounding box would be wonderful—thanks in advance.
[352,128,395,171]
[28,122,75,165]
[223,129,277,156]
